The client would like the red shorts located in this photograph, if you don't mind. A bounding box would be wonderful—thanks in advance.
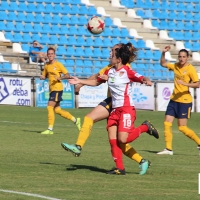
[107,106,136,133]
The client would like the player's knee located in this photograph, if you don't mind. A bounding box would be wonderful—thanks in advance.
[178,126,186,133]
[55,107,62,115]
[118,137,126,144]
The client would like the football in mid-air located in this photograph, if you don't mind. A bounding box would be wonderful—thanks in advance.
[87,16,105,34]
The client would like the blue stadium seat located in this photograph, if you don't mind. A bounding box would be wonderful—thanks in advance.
[5,22,16,31]
[13,33,24,42]
[137,40,147,49]
[79,5,89,15]
[168,11,177,20]
[7,12,17,21]
[66,59,75,67]
[152,0,160,9]
[10,2,19,11]
[101,48,110,59]
[16,12,26,21]
[18,3,28,11]
[103,38,112,47]
[193,31,200,40]
[70,5,79,14]
[52,15,62,23]
[24,23,34,32]
[93,48,102,57]
[104,18,114,27]
[67,67,74,74]
[177,11,185,20]
[192,42,200,51]
[23,33,32,43]
[137,63,146,70]
[0,1,10,10]
[62,4,71,13]
[94,60,102,68]
[137,50,146,59]
[88,6,97,15]
[77,26,90,36]
[184,31,193,40]
[45,3,55,12]
[22,44,30,52]
[41,34,50,44]
[33,23,43,33]
[152,19,160,29]
[85,37,94,46]
[77,37,86,46]
[49,35,59,44]
[43,14,53,23]
[84,59,93,68]
[16,23,25,32]
[68,36,77,45]
[70,15,80,25]
[111,38,120,46]
[51,24,61,34]
[26,13,36,22]
[66,46,76,56]
[76,59,84,67]
[185,22,194,30]
[101,27,113,37]
[184,41,193,51]
[79,16,88,25]
[42,24,52,33]
[53,3,63,13]
[83,67,93,77]
[84,48,93,57]
[112,28,122,37]
[136,10,145,18]
[35,14,45,22]
[121,28,130,38]
[176,21,185,30]
[94,38,104,47]
[102,61,109,66]
[57,46,67,55]
[69,26,78,35]
[0,11,8,20]
[37,4,46,12]
[154,50,162,60]
[27,3,37,11]
[144,10,153,19]
[59,35,68,44]
[60,26,69,35]
[75,66,83,76]
[61,15,71,24]
[32,34,41,43]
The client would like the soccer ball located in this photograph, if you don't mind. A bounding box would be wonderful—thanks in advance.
[87,16,105,35]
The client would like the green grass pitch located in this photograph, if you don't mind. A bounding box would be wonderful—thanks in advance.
[0,105,199,200]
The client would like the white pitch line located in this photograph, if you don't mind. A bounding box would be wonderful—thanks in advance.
[0,189,63,200]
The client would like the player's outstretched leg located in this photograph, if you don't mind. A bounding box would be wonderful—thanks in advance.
[61,143,81,157]
[142,120,159,139]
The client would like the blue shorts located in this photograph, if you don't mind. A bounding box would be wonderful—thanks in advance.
[165,100,192,119]
[49,91,63,102]
[98,97,112,113]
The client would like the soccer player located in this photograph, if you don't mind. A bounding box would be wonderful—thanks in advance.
[62,43,159,175]
[40,47,81,134]
[157,46,200,155]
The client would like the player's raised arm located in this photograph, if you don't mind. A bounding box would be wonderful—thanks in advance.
[160,46,171,68]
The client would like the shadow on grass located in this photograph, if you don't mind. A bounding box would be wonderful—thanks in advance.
[23,130,41,133]
[66,164,134,174]
[66,164,107,173]
[140,150,158,153]
[40,162,66,166]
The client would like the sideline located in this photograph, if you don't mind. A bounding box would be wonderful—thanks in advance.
[0,189,63,200]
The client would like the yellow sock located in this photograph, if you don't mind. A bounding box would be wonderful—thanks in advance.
[55,107,75,122]
[164,121,173,150]
[76,116,93,147]
[119,143,142,163]
[47,106,55,129]
[178,126,200,145]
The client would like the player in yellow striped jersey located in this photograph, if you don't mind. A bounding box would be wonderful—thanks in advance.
[40,47,81,134]
[61,43,157,175]
[157,46,200,155]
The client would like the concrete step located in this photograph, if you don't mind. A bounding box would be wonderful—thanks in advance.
[90,0,111,7]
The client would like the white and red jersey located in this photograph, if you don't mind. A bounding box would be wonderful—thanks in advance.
[98,65,144,108]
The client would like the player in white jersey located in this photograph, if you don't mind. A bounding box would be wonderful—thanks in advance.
[68,43,159,175]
